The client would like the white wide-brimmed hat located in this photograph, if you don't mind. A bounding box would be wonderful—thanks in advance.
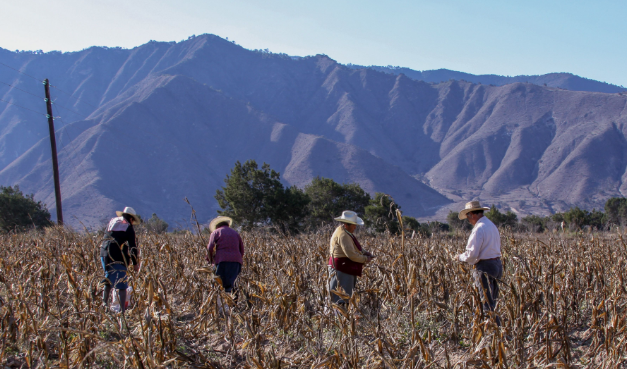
[334,210,364,226]
[209,216,233,232]
[458,201,491,220]
[116,207,142,224]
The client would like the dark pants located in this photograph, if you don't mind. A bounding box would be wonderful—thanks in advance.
[473,259,503,319]
[216,262,241,293]
[328,267,357,304]
[101,257,128,311]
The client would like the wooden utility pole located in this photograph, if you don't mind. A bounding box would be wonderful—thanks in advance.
[43,79,63,225]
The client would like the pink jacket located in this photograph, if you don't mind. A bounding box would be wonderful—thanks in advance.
[207,225,244,265]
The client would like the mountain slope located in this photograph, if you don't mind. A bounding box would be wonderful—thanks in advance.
[2,34,627,226]
[0,75,450,226]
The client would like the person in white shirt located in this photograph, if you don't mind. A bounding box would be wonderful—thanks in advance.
[455,201,503,325]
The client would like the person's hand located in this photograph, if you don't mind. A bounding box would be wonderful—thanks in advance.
[366,255,374,263]
[134,264,141,272]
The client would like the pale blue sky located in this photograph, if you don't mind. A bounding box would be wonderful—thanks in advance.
[3,0,626,86]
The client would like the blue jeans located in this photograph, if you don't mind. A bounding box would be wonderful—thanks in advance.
[215,262,241,293]
[101,257,128,290]
[473,258,503,314]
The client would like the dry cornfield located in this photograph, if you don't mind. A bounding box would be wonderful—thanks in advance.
[1,226,626,368]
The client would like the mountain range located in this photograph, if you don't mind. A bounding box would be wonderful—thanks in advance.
[346,65,627,94]
[1,34,626,228]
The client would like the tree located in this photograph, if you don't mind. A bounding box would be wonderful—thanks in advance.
[215,160,282,228]
[402,216,432,237]
[270,185,311,234]
[447,211,472,231]
[304,177,370,229]
[587,209,606,230]
[145,213,169,234]
[522,215,546,233]
[364,193,400,234]
[485,205,518,228]
[562,207,588,230]
[428,221,450,233]
[0,185,52,233]
[605,197,627,226]
[562,207,606,230]
[215,160,310,233]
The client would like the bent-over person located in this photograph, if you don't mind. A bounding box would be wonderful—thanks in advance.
[101,207,141,312]
[206,216,244,295]
[455,201,503,324]
[328,210,373,305]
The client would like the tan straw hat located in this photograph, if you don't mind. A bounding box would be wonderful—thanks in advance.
[334,210,364,226]
[209,216,233,232]
[116,206,142,224]
[458,201,490,220]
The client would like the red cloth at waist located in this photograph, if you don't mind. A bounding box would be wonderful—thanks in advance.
[328,232,364,276]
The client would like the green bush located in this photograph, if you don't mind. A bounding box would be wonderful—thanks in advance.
[485,205,518,228]
[215,160,309,234]
[145,213,169,234]
[304,177,370,229]
[447,211,471,231]
[364,193,400,234]
[0,185,52,233]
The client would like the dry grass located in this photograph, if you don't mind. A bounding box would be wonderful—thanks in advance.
[1,226,626,368]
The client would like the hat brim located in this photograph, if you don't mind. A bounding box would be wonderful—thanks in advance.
[334,216,364,226]
[209,216,233,232]
[458,207,490,220]
[116,211,142,224]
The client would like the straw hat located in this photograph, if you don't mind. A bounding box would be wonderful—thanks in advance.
[334,210,364,226]
[458,201,490,220]
[116,207,142,224]
[209,216,233,232]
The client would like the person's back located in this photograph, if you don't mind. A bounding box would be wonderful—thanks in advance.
[103,216,138,266]
[207,217,244,296]
[209,226,244,265]
[472,216,501,259]
[100,207,141,313]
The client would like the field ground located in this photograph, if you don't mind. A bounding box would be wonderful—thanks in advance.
[1,227,626,368]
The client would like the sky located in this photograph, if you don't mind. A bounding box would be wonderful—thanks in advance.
[2,0,626,87]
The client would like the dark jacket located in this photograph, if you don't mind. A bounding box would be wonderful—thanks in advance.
[100,217,139,268]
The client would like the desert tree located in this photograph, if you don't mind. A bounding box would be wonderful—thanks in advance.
[215,160,310,233]
[0,185,52,233]
[304,177,370,229]
[144,213,169,234]
[364,193,400,234]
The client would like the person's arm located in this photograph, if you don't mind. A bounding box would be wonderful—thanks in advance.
[458,227,483,264]
[207,231,217,264]
[338,232,368,263]
[238,233,244,257]
[127,226,141,271]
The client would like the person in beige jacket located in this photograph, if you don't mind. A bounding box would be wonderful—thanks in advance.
[328,210,374,305]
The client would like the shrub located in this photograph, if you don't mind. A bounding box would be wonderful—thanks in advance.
[0,185,52,233]
[364,193,400,234]
[144,213,169,234]
[304,177,370,229]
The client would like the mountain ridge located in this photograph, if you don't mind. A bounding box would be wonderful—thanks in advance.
[346,65,627,94]
[1,34,626,227]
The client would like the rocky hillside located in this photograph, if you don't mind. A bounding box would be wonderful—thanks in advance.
[1,34,626,227]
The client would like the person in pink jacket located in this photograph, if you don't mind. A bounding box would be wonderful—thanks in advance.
[206,216,244,294]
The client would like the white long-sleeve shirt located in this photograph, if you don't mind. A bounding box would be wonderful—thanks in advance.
[458,216,501,265]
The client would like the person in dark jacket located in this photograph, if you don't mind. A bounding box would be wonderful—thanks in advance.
[206,216,244,295]
[101,206,141,312]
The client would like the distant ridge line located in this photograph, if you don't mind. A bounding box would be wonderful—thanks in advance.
[345,64,627,94]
